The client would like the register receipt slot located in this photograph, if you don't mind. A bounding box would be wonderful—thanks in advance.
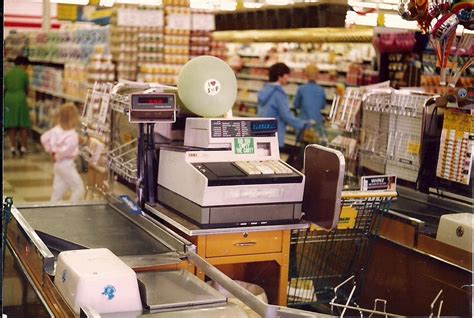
[157,117,305,227]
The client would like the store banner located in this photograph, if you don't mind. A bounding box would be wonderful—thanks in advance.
[57,4,79,21]
[78,6,113,25]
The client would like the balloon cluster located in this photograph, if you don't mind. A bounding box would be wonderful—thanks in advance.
[398,1,473,32]
[398,1,473,87]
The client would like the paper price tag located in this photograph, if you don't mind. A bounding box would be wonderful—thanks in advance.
[407,142,420,155]
[143,10,163,27]
[192,13,215,30]
[167,14,191,30]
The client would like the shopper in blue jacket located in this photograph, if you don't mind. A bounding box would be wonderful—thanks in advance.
[294,64,328,144]
[257,63,311,151]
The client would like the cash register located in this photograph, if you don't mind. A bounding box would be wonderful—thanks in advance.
[157,117,305,227]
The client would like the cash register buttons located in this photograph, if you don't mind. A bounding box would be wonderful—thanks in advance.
[256,165,274,175]
[235,160,294,175]
[235,161,261,175]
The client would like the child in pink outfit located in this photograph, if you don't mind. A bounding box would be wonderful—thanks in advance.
[41,103,85,202]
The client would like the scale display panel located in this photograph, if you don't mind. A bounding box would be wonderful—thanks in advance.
[129,93,176,123]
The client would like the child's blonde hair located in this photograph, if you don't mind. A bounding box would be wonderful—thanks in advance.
[304,64,319,81]
[58,103,80,130]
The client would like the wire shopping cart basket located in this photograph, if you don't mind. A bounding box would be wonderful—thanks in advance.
[287,191,396,314]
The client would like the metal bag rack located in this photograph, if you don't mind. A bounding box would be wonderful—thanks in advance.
[329,275,445,317]
[108,138,138,183]
[287,191,395,312]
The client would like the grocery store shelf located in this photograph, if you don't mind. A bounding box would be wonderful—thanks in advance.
[236,74,339,87]
[237,74,268,81]
[214,27,374,43]
[28,58,66,67]
[31,86,85,103]
[236,98,258,105]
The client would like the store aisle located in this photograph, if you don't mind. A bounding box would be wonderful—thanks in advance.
[4,141,54,203]
[3,139,94,204]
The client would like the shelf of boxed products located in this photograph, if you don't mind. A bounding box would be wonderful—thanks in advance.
[109,6,167,81]
[421,51,474,94]
[31,86,85,104]
[28,55,114,104]
[150,2,191,85]
[4,32,28,61]
[110,25,139,80]
[27,27,110,65]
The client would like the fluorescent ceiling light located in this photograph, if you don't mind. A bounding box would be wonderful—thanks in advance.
[99,0,114,6]
[190,2,214,9]
[378,3,397,10]
[243,2,264,8]
[384,13,418,29]
[348,1,377,9]
[50,0,90,4]
[115,0,162,4]
[266,0,293,5]
[219,2,237,11]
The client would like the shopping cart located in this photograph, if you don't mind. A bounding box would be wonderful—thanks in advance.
[287,191,396,314]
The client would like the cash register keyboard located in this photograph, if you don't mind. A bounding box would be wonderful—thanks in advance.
[234,160,294,175]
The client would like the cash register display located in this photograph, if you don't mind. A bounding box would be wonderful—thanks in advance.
[211,119,277,138]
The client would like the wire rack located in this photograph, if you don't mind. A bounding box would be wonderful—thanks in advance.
[108,138,138,183]
[109,93,130,115]
[287,192,394,312]
[359,91,431,181]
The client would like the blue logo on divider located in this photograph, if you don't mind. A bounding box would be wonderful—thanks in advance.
[102,285,116,300]
[62,270,67,283]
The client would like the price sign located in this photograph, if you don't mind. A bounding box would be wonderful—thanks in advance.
[167,14,191,30]
[57,4,78,21]
[192,13,215,30]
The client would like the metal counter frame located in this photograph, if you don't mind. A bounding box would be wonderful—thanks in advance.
[6,200,325,318]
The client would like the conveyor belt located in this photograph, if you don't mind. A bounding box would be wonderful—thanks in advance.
[390,197,444,226]
[20,204,170,256]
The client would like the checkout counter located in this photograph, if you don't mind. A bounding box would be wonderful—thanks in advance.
[4,196,324,317]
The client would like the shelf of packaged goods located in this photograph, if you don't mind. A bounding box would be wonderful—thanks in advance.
[235,98,258,105]
[243,62,348,73]
[214,28,374,43]
[236,74,340,87]
[238,87,335,100]
[31,86,85,103]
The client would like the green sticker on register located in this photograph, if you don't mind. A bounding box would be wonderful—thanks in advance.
[234,138,255,154]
